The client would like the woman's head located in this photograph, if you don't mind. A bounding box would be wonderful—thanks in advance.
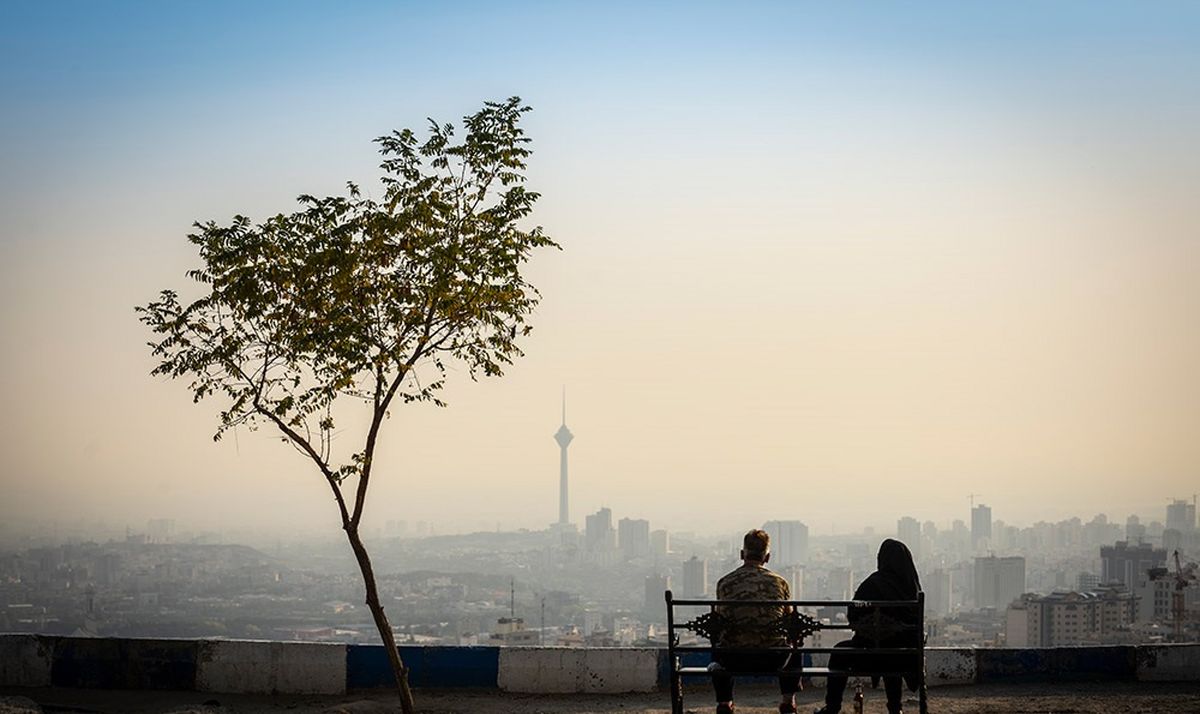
[877,538,920,596]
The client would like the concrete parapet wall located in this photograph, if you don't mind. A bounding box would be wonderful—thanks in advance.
[925,648,976,686]
[1135,644,1200,682]
[975,646,1138,683]
[1,636,1198,694]
[0,635,52,687]
[197,640,345,695]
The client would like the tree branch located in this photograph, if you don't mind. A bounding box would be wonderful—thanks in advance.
[256,401,353,527]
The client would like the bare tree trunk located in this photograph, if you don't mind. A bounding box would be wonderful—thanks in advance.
[345,524,416,714]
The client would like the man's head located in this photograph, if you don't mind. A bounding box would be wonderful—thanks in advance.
[741,529,771,564]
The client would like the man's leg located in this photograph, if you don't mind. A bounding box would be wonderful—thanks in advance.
[777,653,801,713]
[711,655,735,710]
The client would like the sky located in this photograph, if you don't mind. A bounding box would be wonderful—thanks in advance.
[1,2,1198,538]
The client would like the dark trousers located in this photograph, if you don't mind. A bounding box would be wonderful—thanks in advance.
[711,651,801,702]
[825,640,904,713]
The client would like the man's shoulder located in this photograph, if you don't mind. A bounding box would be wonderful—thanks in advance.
[716,567,743,592]
[718,565,788,598]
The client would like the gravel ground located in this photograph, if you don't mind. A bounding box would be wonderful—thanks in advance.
[4,682,1200,714]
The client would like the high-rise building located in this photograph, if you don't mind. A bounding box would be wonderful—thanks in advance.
[1166,499,1197,533]
[1125,515,1147,543]
[682,556,709,597]
[971,504,992,551]
[897,517,922,561]
[1163,528,1184,555]
[1132,563,1200,624]
[1077,572,1101,592]
[761,520,809,566]
[618,518,651,559]
[1100,541,1166,587]
[782,565,805,599]
[553,392,574,526]
[650,529,670,557]
[644,574,670,615]
[974,555,1025,610]
[823,567,855,600]
[585,508,614,552]
[952,520,971,557]
[926,568,953,616]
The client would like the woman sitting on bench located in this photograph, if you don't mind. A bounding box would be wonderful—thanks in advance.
[815,539,922,714]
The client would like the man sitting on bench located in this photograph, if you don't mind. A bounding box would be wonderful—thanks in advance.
[712,529,802,714]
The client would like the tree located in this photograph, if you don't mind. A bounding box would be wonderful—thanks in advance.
[137,97,556,712]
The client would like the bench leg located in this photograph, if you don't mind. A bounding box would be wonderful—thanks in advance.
[670,657,684,714]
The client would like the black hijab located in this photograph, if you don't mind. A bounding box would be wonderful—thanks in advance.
[876,538,921,599]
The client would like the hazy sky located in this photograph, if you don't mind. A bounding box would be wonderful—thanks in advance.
[2,2,1198,538]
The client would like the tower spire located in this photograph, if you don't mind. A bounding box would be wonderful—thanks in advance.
[554,389,574,526]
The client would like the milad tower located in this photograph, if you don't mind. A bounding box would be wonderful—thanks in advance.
[553,391,574,526]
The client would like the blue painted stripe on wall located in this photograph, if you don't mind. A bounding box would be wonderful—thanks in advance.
[346,645,499,689]
[51,637,198,690]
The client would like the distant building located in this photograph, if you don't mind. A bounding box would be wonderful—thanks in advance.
[1077,572,1101,592]
[489,616,539,646]
[1163,528,1184,555]
[974,556,1025,610]
[971,504,992,551]
[1166,499,1196,534]
[926,568,953,616]
[761,520,809,566]
[1100,541,1166,587]
[897,517,922,561]
[1006,587,1136,647]
[952,520,971,557]
[644,574,670,614]
[650,529,670,557]
[1125,515,1147,544]
[585,508,615,552]
[618,518,650,559]
[782,564,804,599]
[146,519,174,544]
[1132,563,1200,624]
[682,556,708,597]
[823,567,854,600]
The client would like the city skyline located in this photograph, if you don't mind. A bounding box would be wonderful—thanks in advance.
[2,3,1198,535]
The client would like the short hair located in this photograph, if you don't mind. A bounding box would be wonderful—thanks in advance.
[743,529,770,558]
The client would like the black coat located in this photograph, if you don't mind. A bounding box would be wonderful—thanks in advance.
[843,539,922,689]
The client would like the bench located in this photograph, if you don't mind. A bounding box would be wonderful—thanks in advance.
[665,590,928,714]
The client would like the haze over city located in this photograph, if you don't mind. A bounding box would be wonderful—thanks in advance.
[2,2,1198,538]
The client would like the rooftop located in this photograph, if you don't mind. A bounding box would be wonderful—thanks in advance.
[4,681,1200,714]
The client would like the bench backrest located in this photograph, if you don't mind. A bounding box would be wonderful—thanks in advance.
[665,590,925,653]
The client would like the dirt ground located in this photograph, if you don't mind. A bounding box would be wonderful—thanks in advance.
[4,681,1200,714]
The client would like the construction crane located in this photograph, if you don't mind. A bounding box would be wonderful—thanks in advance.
[968,494,983,510]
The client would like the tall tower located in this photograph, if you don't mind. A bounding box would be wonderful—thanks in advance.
[553,389,574,525]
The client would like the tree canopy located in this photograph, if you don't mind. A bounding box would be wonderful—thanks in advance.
[138,96,556,499]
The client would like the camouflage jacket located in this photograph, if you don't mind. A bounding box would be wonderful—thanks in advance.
[714,563,791,648]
